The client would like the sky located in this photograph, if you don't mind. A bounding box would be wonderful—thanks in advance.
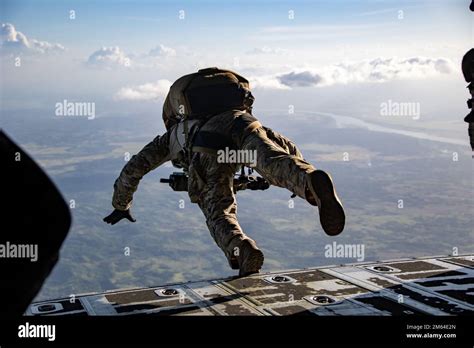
[0,0,473,147]
[0,0,472,116]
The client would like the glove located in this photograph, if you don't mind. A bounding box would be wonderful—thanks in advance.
[103,209,136,225]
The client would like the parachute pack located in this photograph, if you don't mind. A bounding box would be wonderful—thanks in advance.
[162,67,255,130]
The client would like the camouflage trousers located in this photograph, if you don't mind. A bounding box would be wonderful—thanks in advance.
[188,125,316,263]
[112,111,316,264]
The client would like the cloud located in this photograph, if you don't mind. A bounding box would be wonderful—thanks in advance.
[0,23,65,55]
[149,44,176,57]
[115,80,171,101]
[255,23,382,41]
[260,24,376,34]
[356,7,399,17]
[249,75,291,90]
[268,56,455,88]
[278,71,323,87]
[87,46,131,68]
[246,46,288,55]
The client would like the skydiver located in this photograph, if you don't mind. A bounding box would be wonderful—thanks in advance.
[104,68,345,276]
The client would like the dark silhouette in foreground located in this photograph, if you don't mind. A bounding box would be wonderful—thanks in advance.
[0,130,71,316]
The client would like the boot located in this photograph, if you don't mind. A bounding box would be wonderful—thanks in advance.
[238,238,264,277]
[228,236,264,277]
[306,170,345,236]
[228,255,239,270]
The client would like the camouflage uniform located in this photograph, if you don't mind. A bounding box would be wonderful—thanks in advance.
[112,133,171,211]
[111,68,345,274]
[112,109,318,265]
